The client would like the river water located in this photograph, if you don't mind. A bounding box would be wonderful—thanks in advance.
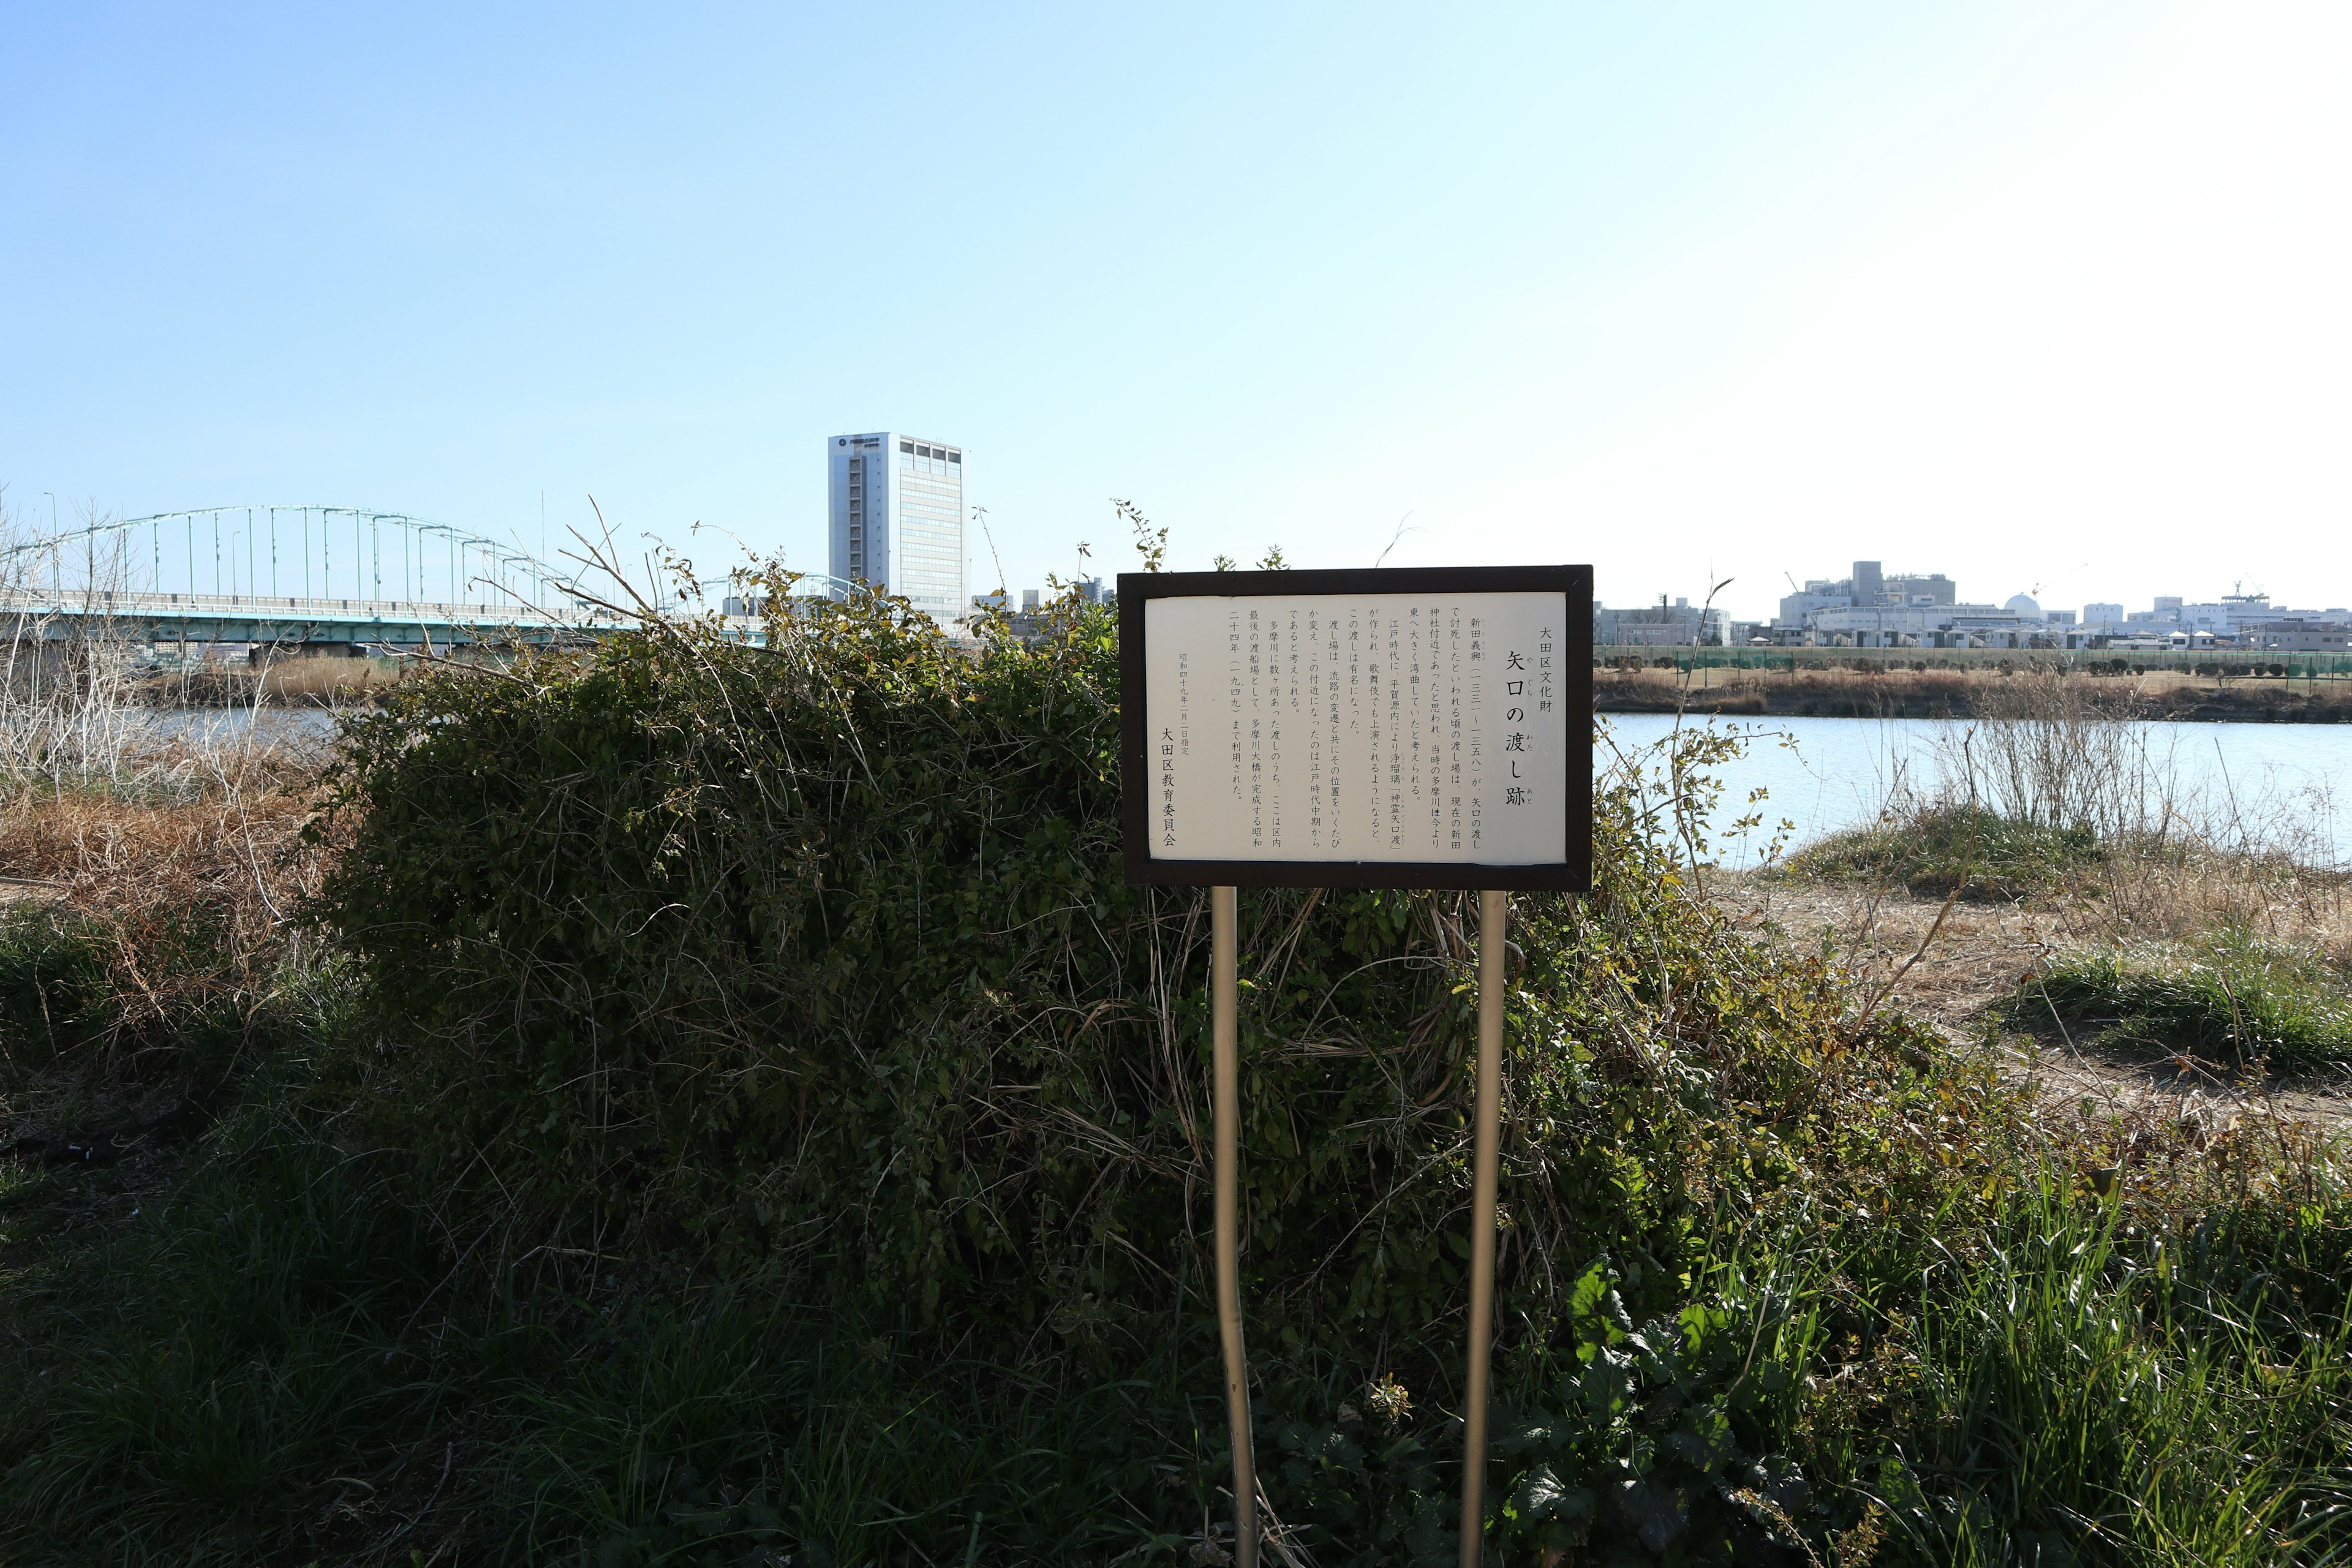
[126,705,2350,867]
[144,707,342,742]
[1602,712,2352,869]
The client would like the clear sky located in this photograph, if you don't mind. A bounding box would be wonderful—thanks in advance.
[4,2,2346,622]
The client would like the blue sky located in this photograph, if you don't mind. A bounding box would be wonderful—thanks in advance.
[4,2,2346,620]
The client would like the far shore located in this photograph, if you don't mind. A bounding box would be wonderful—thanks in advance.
[123,645,2352,723]
[1595,661,2352,723]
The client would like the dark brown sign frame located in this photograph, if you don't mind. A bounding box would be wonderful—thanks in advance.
[1117,564,1593,891]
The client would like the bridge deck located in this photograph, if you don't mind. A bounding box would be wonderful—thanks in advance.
[0,587,763,646]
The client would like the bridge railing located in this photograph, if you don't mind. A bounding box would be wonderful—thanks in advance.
[0,585,619,627]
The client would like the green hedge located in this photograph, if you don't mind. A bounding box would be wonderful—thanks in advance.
[314,590,2009,1556]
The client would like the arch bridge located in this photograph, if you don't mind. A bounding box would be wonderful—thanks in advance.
[0,507,802,657]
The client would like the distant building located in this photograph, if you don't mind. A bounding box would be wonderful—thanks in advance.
[828,432,968,628]
[1596,596,1728,647]
[1770,559,2029,646]
[987,577,1106,612]
[2246,622,2351,652]
[2067,592,2350,650]
[971,576,1112,644]
[2102,592,2347,644]
[1796,603,2037,649]
[1776,560,1957,626]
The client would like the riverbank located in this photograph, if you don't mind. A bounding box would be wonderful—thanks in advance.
[1597,662,2352,722]
[5,608,2350,1564]
[135,657,404,709]
[137,653,2352,722]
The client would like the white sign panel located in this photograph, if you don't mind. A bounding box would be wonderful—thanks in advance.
[1121,568,1591,889]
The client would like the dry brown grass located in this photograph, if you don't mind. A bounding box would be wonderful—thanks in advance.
[256,658,402,706]
[1598,662,2352,722]
[0,744,333,1058]
[1598,663,1981,717]
[148,657,405,710]
[2073,850,2352,963]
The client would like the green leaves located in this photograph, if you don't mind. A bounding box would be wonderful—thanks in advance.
[310,592,2004,1561]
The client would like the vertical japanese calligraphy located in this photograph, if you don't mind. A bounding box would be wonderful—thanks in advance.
[1140,590,1569,867]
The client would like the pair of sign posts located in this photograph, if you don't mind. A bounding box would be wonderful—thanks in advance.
[1119,567,1593,1568]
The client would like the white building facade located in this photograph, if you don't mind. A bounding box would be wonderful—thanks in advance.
[1594,597,1728,646]
[827,432,968,628]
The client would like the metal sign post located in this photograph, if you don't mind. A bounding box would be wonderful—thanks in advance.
[1120,566,1592,1568]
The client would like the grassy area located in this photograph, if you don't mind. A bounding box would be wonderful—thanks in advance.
[1783,802,2109,902]
[2021,931,2352,1074]
[8,1065,2349,1564]
[0,1078,1238,1564]
[3,592,2350,1563]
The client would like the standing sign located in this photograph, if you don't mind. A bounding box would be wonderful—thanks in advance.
[1121,567,1591,889]
[1119,566,1592,1567]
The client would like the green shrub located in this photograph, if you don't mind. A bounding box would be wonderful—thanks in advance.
[1786,802,2104,901]
[2021,933,2352,1073]
[309,587,2015,1553]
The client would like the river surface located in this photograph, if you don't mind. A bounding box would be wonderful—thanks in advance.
[141,707,342,742]
[128,706,2351,867]
[1603,713,2352,869]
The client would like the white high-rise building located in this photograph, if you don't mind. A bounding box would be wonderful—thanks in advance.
[827,432,967,628]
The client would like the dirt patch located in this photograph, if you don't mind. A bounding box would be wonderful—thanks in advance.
[1711,871,2352,1133]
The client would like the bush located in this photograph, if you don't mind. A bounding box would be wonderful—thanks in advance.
[322,593,1901,1329]
[311,587,2030,1556]
[2020,933,2352,1073]
[1784,803,2105,901]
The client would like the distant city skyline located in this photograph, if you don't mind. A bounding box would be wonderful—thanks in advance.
[1727,556,2350,651]
[4,5,2346,627]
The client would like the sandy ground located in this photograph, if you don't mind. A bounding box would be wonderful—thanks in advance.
[1710,872,2352,1133]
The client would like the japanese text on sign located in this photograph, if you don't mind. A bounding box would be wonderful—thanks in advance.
[1141,590,1569,867]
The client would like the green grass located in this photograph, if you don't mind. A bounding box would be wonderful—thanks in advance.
[2021,931,2352,1074]
[0,1083,470,1564]
[1885,1191,2352,1565]
[1785,803,2106,901]
[486,1300,1229,1566]
[0,910,115,1064]
[8,1070,2352,1565]
[0,1072,1235,1564]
